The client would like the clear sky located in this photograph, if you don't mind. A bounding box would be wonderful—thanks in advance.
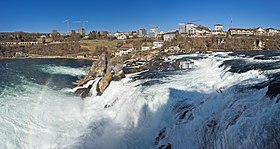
[1,0,279,33]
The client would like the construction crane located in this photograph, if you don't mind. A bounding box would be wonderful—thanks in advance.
[148,24,160,38]
[73,20,89,35]
[63,20,70,35]
[186,19,200,24]
[73,20,89,29]
[230,17,233,28]
[149,24,160,33]
[149,24,159,29]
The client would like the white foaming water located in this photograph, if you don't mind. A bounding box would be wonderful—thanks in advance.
[0,52,279,149]
[38,65,87,76]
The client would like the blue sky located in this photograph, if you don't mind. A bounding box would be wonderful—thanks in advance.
[1,0,279,33]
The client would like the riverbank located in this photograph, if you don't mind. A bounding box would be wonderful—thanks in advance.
[0,55,96,61]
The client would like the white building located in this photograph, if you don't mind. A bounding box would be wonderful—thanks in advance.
[179,23,211,36]
[152,41,164,49]
[114,32,127,40]
[114,44,134,56]
[214,24,223,31]
[163,32,176,41]
[141,46,151,51]
[266,28,280,36]
[228,28,256,36]
[179,23,186,34]
[212,24,226,35]
[137,28,147,37]
[255,27,266,36]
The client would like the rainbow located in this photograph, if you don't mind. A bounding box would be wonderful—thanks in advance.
[28,77,52,147]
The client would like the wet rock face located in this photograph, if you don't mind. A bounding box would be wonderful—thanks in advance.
[159,143,172,149]
[155,128,167,145]
[95,53,108,77]
[97,71,113,95]
[251,77,280,99]
[266,78,280,98]
[74,85,93,98]
[75,53,126,97]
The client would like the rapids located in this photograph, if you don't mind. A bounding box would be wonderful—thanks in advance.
[0,51,280,149]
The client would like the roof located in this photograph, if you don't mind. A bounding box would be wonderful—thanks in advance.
[228,28,256,31]
[266,28,280,31]
[164,32,176,35]
[120,43,134,49]
[194,25,211,32]
[215,24,223,26]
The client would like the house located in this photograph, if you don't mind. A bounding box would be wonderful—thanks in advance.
[15,51,28,58]
[179,23,211,36]
[114,44,134,56]
[163,32,176,41]
[228,28,255,36]
[255,27,266,36]
[141,46,151,51]
[141,42,153,51]
[214,24,223,31]
[266,28,280,36]
[212,24,227,35]
[193,25,211,35]
[152,41,164,49]
[114,32,127,40]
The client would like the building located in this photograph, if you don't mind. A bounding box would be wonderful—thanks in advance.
[179,23,211,36]
[152,41,164,49]
[114,32,127,40]
[141,46,151,51]
[137,29,147,37]
[229,27,280,36]
[15,51,28,58]
[179,23,186,34]
[192,25,211,35]
[163,32,176,41]
[214,24,223,31]
[141,42,153,51]
[149,27,158,38]
[70,30,76,35]
[266,28,280,36]
[114,44,134,56]
[255,27,266,36]
[77,28,86,36]
[228,28,256,36]
[183,23,195,34]
[212,24,226,35]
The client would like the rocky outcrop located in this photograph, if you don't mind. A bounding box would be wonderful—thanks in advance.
[74,53,125,98]
[97,71,113,95]
[266,77,280,98]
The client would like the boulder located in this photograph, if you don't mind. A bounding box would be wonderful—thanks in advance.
[76,75,95,86]
[113,69,125,81]
[107,57,125,81]
[74,84,93,98]
[75,52,126,97]
[97,71,113,95]
[87,62,97,77]
[266,78,280,97]
[95,53,108,77]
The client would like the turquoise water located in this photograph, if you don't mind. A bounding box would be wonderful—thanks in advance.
[0,51,280,149]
